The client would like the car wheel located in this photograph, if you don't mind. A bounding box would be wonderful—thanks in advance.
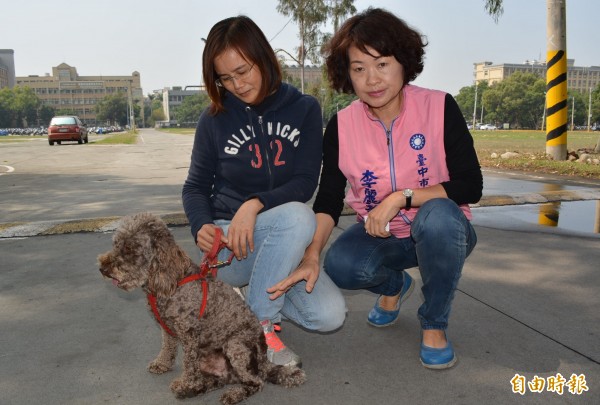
[49,140,54,145]
[57,141,61,145]
[78,137,83,144]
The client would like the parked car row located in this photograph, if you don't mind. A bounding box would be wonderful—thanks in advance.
[466,123,497,130]
[0,127,48,136]
[88,126,124,134]
[1,119,125,144]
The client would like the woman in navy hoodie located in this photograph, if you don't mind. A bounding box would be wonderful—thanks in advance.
[182,15,346,368]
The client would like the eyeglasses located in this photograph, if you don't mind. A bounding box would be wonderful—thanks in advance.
[215,64,255,87]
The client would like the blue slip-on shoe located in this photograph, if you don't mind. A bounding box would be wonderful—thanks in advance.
[367,272,415,327]
[420,337,458,369]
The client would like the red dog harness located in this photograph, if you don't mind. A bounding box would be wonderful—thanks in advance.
[147,227,234,337]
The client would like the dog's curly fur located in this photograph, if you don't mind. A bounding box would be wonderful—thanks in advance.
[98,212,305,404]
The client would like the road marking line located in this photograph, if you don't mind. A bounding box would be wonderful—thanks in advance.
[0,165,15,175]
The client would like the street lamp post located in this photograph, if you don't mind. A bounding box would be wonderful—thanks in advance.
[588,87,592,132]
[570,96,575,131]
[480,103,484,124]
[127,80,135,130]
[472,83,478,129]
[541,92,547,131]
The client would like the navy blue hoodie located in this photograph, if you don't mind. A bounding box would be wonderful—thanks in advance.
[182,82,323,240]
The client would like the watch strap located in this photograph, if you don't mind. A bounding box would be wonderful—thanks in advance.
[405,194,412,210]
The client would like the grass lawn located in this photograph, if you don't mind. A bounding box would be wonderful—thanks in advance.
[92,131,138,145]
[473,130,600,178]
[0,135,42,143]
[156,127,195,135]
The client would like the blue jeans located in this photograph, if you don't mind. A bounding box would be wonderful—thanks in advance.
[214,202,346,332]
[324,198,477,330]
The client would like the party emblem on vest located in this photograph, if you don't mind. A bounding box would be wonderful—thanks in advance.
[409,133,426,150]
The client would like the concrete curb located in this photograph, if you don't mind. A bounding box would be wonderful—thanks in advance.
[1,189,599,238]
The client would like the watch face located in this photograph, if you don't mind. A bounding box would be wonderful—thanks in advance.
[403,189,413,197]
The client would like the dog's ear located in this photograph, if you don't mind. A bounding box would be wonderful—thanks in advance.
[147,237,191,298]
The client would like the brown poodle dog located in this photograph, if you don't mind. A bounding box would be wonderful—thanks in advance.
[98,212,305,404]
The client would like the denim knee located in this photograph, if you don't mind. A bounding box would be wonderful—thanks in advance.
[323,247,366,290]
[411,198,465,239]
[316,309,346,332]
[323,222,389,290]
[303,296,346,332]
[269,201,316,246]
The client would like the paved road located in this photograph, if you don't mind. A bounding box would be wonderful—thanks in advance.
[0,129,193,223]
[1,129,599,404]
[2,128,600,226]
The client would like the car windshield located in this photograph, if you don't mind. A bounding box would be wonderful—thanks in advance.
[51,117,76,125]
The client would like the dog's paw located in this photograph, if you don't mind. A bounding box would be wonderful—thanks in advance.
[220,386,255,405]
[148,359,172,374]
[282,367,306,387]
[170,379,197,399]
[268,365,306,387]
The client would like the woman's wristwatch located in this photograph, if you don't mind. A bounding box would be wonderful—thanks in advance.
[402,188,414,210]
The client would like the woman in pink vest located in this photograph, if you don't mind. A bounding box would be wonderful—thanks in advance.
[268,8,482,369]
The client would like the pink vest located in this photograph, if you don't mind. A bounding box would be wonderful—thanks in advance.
[338,85,472,238]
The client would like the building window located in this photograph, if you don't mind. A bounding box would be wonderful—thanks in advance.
[58,69,71,81]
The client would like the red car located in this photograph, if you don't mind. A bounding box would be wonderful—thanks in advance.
[48,116,88,145]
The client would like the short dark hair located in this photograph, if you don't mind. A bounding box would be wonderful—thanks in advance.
[202,16,282,114]
[324,8,427,94]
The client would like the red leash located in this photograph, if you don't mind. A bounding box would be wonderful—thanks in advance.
[148,227,234,337]
[197,227,234,316]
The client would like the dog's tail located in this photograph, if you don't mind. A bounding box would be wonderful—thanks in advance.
[264,364,306,387]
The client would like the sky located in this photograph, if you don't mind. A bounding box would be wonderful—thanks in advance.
[2,0,599,96]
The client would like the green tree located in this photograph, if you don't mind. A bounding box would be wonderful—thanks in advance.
[173,93,210,126]
[12,86,40,127]
[455,81,489,124]
[277,0,329,93]
[484,0,504,22]
[326,0,357,32]
[482,72,545,129]
[148,94,166,127]
[96,93,128,126]
[0,87,15,127]
[593,84,600,152]
[38,104,56,126]
[0,86,45,127]
[323,92,356,124]
[591,84,600,125]
[143,93,158,127]
[566,90,588,128]
[151,108,166,124]
[320,0,356,124]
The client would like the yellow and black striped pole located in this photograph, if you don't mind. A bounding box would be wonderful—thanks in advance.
[545,0,568,161]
